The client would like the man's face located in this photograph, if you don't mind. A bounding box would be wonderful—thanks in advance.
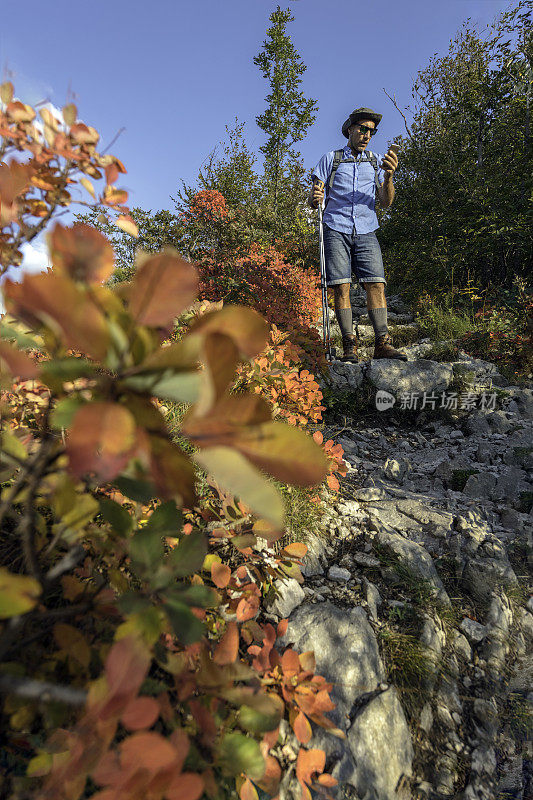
[348,119,376,152]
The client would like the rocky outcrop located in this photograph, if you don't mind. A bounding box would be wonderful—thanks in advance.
[278,297,533,799]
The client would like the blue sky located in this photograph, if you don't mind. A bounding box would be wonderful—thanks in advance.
[1,0,514,277]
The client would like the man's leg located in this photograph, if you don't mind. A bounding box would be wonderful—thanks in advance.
[323,225,357,361]
[353,231,407,361]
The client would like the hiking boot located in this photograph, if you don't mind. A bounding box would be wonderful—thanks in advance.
[341,334,358,362]
[373,333,408,361]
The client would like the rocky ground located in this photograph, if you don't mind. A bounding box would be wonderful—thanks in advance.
[267,293,533,800]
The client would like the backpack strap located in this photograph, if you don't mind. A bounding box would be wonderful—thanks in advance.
[325,149,381,208]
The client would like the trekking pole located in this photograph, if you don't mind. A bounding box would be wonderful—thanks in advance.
[316,181,334,361]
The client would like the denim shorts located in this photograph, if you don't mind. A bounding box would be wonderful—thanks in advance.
[323,225,386,286]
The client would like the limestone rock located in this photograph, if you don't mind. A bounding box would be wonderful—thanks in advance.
[267,578,305,618]
[279,603,413,799]
[328,360,364,391]
[327,565,351,582]
[366,359,453,397]
[376,530,450,605]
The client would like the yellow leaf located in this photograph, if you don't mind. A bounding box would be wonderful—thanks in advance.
[79,177,96,199]
[0,81,14,104]
[0,568,41,619]
[114,215,139,237]
[27,752,53,777]
[53,623,91,669]
[62,103,77,127]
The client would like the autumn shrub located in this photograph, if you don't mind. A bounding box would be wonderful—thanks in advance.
[0,86,344,800]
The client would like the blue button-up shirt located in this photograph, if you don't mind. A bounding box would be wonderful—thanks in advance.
[312,144,385,234]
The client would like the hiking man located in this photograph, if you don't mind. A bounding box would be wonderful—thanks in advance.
[309,107,407,362]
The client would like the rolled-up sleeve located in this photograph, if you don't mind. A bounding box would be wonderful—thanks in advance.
[376,152,386,185]
[312,151,334,185]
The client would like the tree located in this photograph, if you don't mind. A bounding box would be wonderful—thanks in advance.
[379,0,532,297]
[254,6,317,224]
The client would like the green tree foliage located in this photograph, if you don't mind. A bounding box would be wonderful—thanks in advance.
[76,206,181,282]
[254,6,318,230]
[380,0,532,297]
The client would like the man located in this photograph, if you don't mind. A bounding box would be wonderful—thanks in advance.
[309,107,407,362]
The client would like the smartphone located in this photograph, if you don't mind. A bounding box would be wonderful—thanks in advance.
[389,143,400,155]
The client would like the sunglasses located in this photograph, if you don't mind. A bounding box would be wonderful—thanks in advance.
[354,124,377,137]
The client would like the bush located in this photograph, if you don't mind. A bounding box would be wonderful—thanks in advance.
[0,86,343,800]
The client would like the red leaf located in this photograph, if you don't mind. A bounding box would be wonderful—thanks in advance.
[211,562,231,588]
[121,696,160,731]
[129,253,199,328]
[213,622,239,665]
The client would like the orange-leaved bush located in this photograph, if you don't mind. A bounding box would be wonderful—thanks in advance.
[0,87,341,800]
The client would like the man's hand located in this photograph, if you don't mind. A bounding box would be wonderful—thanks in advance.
[381,148,399,179]
[309,180,325,209]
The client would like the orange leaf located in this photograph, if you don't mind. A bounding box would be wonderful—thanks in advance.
[148,436,196,506]
[213,622,239,665]
[282,542,308,559]
[188,305,269,359]
[121,696,160,731]
[66,402,137,482]
[296,748,326,786]
[236,594,260,622]
[119,731,177,773]
[239,778,259,800]
[3,271,109,360]
[277,619,288,637]
[166,773,204,800]
[293,711,312,745]
[0,341,38,379]
[50,223,115,284]
[129,253,199,328]
[62,103,77,127]
[317,773,337,787]
[281,649,300,677]
[104,637,151,703]
[211,562,231,588]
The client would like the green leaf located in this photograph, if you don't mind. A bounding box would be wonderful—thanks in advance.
[194,447,284,529]
[122,369,200,404]
[1,429,27,462]
[171,584,217,608]
[114,476,156,504]
[167,531,207,577]
[0,319,42,351]
[163,597,204,645]
[218,732,265,780]
[129,527,164,571]
[50,398,86,430]
[143,501,182,536]
[99,497,133,535]
[237,694,284,733]
[40,357,96,384]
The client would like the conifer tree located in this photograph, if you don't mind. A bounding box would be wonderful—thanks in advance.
[254,6,317,222]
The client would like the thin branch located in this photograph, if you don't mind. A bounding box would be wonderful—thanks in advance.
[101,126,126,155]
[45,545,86,583]
[0,675,87,706]
[382,88,413,140]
